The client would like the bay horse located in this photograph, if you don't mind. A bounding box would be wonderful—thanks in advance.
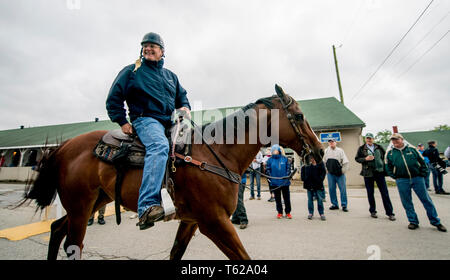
[21,85,323,260]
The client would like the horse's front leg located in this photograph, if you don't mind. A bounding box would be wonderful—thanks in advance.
[198,215,251,260]
[170,220,198,260]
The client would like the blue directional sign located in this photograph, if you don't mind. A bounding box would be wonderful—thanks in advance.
[319,132,342,143]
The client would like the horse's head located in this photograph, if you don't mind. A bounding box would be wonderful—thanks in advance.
[271,84,324,163]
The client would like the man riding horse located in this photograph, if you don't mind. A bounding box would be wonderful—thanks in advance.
[106,32,191,230]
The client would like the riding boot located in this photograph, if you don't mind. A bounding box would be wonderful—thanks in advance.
[137,205,164,230]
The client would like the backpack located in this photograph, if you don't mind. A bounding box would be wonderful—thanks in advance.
[326,158,342,176]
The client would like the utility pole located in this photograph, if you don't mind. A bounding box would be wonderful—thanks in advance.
[332,45,344,104]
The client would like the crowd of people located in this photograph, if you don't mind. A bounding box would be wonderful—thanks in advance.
[234,133,449,233]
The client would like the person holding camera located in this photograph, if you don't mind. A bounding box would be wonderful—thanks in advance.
[423,141,449,195]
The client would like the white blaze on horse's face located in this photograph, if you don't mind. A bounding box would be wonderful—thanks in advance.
[142,43,163,61]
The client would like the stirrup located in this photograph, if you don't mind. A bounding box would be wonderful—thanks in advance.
[161,188,176,221]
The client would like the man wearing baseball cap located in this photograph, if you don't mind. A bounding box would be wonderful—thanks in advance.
[355,133,395,220]
[386,133,446,232]
[323,138,349,212]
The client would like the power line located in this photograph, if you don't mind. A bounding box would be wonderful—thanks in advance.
[351,0,435,101]
[397,29,449,79]
[392,10,449,69]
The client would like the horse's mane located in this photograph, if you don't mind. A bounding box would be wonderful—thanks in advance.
[199,95,277,140]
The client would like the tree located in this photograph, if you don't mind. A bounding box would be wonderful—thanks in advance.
[432,124,450,131]
[374,129,392,143]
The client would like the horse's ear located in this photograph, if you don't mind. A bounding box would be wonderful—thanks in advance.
[275,84,288,102]
[275,84,284,97]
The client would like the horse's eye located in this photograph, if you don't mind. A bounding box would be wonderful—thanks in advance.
[295,113,304,121]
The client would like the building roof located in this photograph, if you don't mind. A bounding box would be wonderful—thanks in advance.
[0,96,365,149]
[298,97,365,130]
[379,130,450,153]
[0,121,118,149]
[400,130,450,152]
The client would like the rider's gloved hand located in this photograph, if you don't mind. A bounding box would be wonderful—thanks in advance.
[178,107,191,119]
[121,123,133,135]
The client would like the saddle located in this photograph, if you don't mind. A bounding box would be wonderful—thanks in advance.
[93,120,192,167]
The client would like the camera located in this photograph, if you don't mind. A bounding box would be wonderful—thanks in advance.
[432,162,448,175]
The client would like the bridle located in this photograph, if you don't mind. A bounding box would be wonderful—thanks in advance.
[277,94,313,163]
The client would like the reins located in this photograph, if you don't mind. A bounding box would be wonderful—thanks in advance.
[247,166,297,180]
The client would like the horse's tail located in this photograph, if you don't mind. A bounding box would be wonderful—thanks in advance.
[17,141,67,212]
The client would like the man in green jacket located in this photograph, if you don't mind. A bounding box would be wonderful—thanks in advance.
[386,133,446,232]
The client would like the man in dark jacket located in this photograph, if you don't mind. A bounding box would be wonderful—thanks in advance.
[355,133,395,220]
[423,141,449,195]
[386,134,446,232]
[106,32,191,230]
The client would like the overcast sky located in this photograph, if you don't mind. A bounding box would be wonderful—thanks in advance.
[0,0,449,135]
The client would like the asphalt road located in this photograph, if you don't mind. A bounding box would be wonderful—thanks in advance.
[0,176,449,260]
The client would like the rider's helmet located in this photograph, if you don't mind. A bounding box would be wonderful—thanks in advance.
[141,32,164,49]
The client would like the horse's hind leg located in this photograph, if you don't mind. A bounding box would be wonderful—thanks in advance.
[47,215,68,260]
[170,221,198,260]
[198,216,250,260]
[62,190,111,260]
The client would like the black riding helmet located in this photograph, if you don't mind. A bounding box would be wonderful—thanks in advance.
[134,32,165,72]
[141,32,164,49]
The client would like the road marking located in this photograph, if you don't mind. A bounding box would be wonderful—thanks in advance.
[0,205,124,241]
[0,220,54,241]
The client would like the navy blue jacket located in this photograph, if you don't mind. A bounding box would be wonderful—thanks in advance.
[301,163,326,191]
[265,154,291,187]
[106,59,191,127]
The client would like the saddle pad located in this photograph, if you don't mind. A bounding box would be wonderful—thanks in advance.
[93,140,145,167]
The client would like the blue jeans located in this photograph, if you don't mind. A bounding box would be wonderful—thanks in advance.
[249,168,261,198]
[396,177,440,226]
[307,190,325,215]
[133,117,169,218]
[430,165,444,192]
[327,173,347,207]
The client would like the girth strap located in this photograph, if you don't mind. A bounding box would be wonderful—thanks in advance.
[110,143,131,225]
[174,152,241,184]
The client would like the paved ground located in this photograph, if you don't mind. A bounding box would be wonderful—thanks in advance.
[0,176,449,260]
